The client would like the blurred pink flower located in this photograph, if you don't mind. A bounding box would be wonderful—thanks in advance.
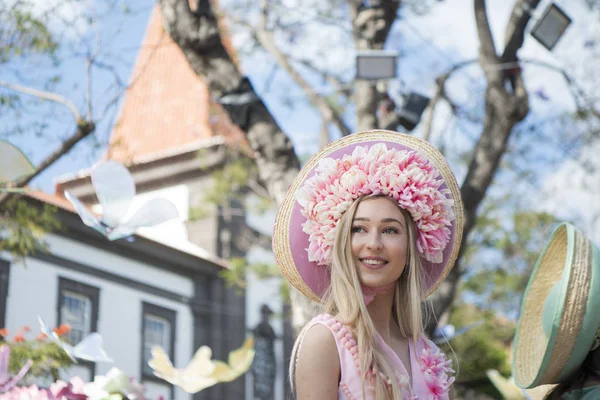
[0,385,55,400]
[0,345,32,392]
[49,378,87,400]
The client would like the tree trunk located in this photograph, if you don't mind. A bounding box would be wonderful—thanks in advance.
[426,0,535,335]
[349,1,401,131]
[427,88,527,334]
[159,0,300,206]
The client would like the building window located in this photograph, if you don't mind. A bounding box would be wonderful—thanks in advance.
[61,291,92,344]
[141,303,176,379]
[57,278,100,379]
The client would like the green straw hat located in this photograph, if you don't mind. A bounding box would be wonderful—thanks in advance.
[513,222,600,389]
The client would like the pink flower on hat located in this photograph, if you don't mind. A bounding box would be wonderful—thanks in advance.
[297,143,455,266]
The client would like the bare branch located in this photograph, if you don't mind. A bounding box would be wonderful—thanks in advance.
[0,121,96,208]
[247,178,272,201]
[0,80,83,122]
[294,57,351,96]
[86,58,92,120]
[422,81,443,143]
[501,0,542,63]
[423,59,477,142]
[473,0,500,83]
[244,5,352,136]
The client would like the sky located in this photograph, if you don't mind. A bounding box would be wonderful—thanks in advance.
[2,0,598,241]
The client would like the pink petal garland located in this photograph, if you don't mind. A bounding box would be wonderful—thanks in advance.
[297,143,455,266]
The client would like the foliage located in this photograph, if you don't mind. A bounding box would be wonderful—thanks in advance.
[0,1,57,63]
[0,197,63,261]
[191,144,273,220]
[220,257,289,302]
[440,302,515,397]
[447,201,561,395]
[1,324,74,381]
[461,202,560,317]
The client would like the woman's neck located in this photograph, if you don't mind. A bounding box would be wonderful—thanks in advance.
[366,289,396,342]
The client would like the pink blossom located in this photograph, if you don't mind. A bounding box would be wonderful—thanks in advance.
[420,346,455,377]
[423,370,452,400]
[0,385,56,400]
[297,144,455,266]
[49,379,87,400]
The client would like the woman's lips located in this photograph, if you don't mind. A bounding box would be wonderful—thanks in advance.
[359,256,388,269]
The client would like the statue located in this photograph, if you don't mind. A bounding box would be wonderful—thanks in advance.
[252,304,276,400]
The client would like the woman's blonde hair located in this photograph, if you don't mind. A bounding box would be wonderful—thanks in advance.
[290,195,427,399]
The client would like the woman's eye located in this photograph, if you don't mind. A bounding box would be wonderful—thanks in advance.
[351,226,365,233]
[383,227,398,234]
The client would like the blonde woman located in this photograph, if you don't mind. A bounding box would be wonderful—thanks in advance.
[273,131,464,399]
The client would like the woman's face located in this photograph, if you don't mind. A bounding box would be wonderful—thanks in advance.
[350,197,409,289]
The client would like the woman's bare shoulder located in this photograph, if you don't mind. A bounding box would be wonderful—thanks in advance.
[299,323,338,357]
[295,323,340,399]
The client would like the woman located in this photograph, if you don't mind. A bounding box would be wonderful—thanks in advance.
[512,223,600,400]
[273,130,464,399]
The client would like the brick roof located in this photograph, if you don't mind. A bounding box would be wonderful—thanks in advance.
[106,5,246,163]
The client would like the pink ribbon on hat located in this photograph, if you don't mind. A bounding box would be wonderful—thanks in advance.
[361,282,396,305]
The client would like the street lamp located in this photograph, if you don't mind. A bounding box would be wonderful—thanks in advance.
[530,3,572,51]
[355,50,398,80]
[398,92,430,131]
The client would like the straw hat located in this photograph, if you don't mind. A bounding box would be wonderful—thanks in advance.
[272,130,464,302]
[512,222,600,389]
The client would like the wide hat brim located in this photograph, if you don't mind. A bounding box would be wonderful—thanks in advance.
[513,222,600,388]
[273,130,464,302]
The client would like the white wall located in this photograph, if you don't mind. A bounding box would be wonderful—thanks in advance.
[45,235,193,299]
[3,234,196,400]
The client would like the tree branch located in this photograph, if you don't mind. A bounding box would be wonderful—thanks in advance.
[249,3,352,136]
[294,57,352,97]
[19,122,96,187]
[501,0,542,63]
[0,80,83,122]
[422,59,481,141]
[0,121,96,208]
[473,0,501,83]
[86,57,93,121]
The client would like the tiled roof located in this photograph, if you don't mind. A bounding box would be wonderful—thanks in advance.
[54,136,226,192]
[106,5,246,163]
[26,190,77,213]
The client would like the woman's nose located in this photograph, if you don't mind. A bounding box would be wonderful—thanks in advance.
[366,233,383,250]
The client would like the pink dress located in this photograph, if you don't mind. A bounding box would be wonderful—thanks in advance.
[298,314,455,400]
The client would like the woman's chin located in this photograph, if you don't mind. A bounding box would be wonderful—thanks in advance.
[359,277,397,290]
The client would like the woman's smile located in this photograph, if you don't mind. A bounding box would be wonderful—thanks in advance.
[359,256,389,269]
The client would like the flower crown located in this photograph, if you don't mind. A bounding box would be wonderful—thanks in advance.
[296,143,455,266]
